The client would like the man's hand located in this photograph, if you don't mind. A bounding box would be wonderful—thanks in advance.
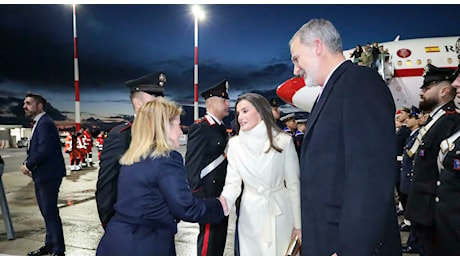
[218,195,229,216]
[20,165,32,178]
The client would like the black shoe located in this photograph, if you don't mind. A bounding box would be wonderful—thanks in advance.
[27,246,51,256]
[402,245,419,254]
[51,252,65,256]
[399,223,411,232]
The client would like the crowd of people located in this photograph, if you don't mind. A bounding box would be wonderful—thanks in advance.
[393,64,460,256]
[18,18,460,256]
[63,128,98,171]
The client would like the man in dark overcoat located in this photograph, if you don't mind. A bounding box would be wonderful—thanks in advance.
[289,18,401,255]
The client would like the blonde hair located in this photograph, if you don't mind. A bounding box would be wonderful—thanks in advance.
[119,97,183,165]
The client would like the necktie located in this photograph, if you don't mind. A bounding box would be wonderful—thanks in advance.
[31,120,36,128]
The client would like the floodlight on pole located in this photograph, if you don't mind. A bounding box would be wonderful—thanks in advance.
[192,5,205,121]
[72,4,81,132]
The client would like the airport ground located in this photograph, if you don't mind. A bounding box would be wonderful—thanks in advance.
[0,145,412,256]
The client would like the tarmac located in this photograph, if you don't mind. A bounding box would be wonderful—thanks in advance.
[0,145,412,256]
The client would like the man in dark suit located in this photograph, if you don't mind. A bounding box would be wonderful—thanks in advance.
[20,93,66,256]
[185,80,230,256]
[96,71,166,229]
[404,64,459,255]
[289,18,401,255]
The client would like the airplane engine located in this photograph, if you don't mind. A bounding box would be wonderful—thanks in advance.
[276,77,321,113]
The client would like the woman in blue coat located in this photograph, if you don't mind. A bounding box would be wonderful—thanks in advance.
[96,98,226,256]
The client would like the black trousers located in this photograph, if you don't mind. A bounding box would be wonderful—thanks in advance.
[35,179,65,254]
[197,216,228,256]
[412,223,437,255]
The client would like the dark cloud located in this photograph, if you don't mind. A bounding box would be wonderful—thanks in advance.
[1,4,458,123]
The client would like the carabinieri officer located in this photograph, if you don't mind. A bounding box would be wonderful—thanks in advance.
[185,79,230,256]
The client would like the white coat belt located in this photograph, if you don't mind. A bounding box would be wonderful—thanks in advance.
[245,184,284,244]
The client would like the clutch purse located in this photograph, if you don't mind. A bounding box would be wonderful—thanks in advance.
[285,235,301,256]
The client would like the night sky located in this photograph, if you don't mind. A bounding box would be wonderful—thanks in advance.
[0,3,458,121]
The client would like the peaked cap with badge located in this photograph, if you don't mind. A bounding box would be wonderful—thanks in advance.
[400,106,411,114]
[421,64,455,89]
[280,113,295,122]
[124,71,166,96]
[201,79,229,100]
[409,105,421,118]
[296,118,307,124]
[269,98,280,108]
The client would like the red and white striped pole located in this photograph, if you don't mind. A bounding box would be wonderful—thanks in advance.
[193,12,199,121]
[72,4,81,132]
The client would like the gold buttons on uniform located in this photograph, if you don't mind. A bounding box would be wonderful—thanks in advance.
[436,181,441,186]
[435,197,440,202]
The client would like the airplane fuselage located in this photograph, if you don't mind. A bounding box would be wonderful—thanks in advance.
[277,36,460,113]
[344,36,460,109]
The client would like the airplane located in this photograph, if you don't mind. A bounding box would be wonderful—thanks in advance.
[277,36,460,113]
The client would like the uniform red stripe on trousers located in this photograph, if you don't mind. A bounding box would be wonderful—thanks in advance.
[201,223,211,256]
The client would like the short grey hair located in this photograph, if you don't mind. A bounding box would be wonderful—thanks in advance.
[290,18,343,54]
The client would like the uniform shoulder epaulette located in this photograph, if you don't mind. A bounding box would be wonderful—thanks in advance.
[203,114,217,126]
[109,121,132,135]
[443,103,459,114]
[194,118,205,124]
[118,121,132,134]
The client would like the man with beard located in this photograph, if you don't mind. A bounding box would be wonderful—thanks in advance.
[289,18,401,255]
[404,64,458,255]
[433,64,460,255]
[21,93,66,256]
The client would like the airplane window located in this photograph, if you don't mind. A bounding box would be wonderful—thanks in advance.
[406,60,412,66]
[397,60,402,67]
[417,59,422,65]
[447,58,453,64]
[427,59,432,64]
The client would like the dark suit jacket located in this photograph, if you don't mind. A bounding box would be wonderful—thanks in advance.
[25,114,66,182]
[185,115,228,198]
[405,101,460,226]
[96,120,132,226]
[96,151,224,256]
[300,61,401,255]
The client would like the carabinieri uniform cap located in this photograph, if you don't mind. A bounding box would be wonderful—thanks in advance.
[409,106,420,118]
[201,79,229,100]
[280,113,295,122]
[125,71,166,96]
[421,64,455,89]
[296,118,307,124]
[269,98,280,108]
[400,106,411,114]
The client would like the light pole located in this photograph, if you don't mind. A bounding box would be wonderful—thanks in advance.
[72,4,81,132]
[192,5,204,121]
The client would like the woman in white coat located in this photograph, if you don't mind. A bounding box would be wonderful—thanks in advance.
[220,93,301,255]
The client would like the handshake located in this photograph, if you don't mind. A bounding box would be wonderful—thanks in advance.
[217,195,229,216]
